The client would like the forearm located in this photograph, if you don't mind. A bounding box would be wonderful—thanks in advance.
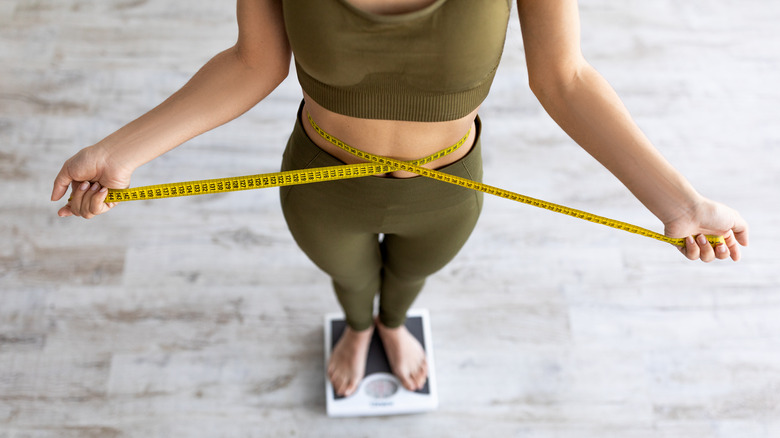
[97,45,289,170]
[531,63,702,224]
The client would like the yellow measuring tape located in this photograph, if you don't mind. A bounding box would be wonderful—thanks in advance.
[102,113,724,248]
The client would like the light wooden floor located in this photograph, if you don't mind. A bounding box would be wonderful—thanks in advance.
[2,1,779,437]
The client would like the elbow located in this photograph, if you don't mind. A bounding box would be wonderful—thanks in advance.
[528,58,590,105]
[267,58,291,89]
[267,48,292,86]
[232,44,291,89]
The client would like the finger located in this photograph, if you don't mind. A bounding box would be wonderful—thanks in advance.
[696,234,715,263]
[79,182,99,219]
[682,235,699,261]
[712,230,731,260]
[723,229,742,262]
[51,166,74,201]
[714,242,730,260]
[68,181,91,217]
[80,182,103,219]
[88,184,110,216]
[72,182,98,219]
[58,203,74,217]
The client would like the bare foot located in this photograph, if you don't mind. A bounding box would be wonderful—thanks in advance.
[375,318,428,391]
[328,325,374,397]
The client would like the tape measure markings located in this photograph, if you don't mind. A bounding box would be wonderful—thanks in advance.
[99,114,724,249]
[306,113,724,248]
[105,163,393,202]
[105,125,471,203]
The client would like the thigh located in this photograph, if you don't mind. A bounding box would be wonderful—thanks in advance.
[279,107,385,279]
[381,194,483,279]
[380,122,485,278]
[281,182,384,280]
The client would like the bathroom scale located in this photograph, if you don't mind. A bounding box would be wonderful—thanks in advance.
[323,309,438,417]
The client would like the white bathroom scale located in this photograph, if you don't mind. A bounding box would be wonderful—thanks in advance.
[323,309,438,417]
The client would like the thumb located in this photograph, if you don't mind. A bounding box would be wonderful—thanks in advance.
[51,166,74,201]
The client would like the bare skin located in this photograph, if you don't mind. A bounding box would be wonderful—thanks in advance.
[302,93,479,179]
[51,0,749,400]
[328,325,374,397]
[328,318,428,397]
[375,318,428,391]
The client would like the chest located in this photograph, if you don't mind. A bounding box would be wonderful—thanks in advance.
[282,0,512,89]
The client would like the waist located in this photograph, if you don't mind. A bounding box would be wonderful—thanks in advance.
[301,93,479,178]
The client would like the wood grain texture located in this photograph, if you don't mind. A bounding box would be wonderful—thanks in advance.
[1,1,778,436]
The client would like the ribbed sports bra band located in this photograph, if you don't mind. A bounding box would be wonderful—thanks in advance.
[281,0,513,122]
[294,65,499,122]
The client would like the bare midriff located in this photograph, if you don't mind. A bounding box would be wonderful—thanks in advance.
[302,92,479,178]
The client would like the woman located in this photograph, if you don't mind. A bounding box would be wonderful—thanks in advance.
[51,0,749,398]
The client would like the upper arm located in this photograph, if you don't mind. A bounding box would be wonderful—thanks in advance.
[234,0,291,77]
[516,0,587,91]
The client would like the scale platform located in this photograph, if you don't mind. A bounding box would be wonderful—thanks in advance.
[324,309,438,417]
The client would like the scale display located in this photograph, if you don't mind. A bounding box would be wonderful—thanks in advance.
[324,309,438,417]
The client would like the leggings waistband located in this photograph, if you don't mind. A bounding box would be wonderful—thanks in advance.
[281,103,484,210]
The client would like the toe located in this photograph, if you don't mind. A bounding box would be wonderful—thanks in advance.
[415,361,429,389]
[344,379,359,397]
[400,372,416,392]
[334,376,348,396]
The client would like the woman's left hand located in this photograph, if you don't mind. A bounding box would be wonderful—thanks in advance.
[664,199,749,262]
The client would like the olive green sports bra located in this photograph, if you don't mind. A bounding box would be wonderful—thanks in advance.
[282,0,512,122]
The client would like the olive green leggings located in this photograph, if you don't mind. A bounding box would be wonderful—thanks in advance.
[280,106,483,331]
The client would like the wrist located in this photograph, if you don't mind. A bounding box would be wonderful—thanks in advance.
[660,191,706,233]
[89,137,140,176]
[627,164,703,226]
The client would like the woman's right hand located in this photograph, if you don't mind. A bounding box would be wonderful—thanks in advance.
[51,145,134,219]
